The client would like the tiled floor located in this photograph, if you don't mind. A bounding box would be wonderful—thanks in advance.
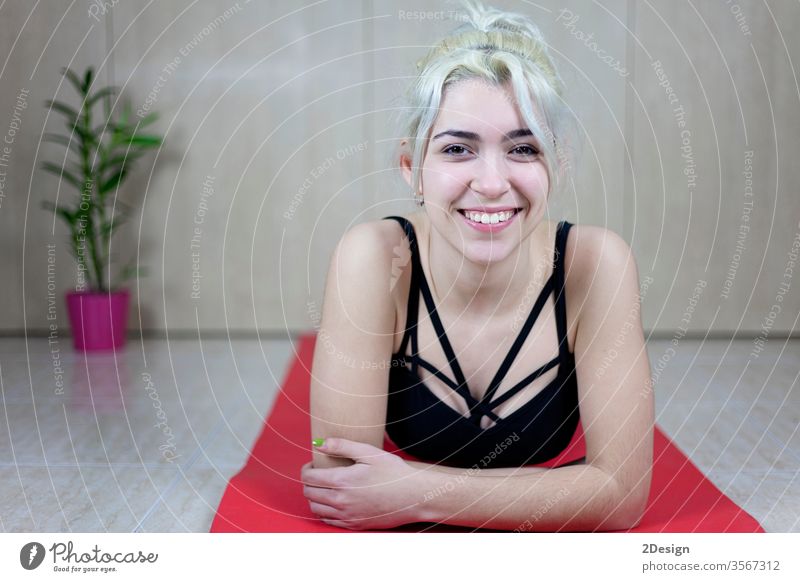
[0,336,295,532]
[0,337,797,532]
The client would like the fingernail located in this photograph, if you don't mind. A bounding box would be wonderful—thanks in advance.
[312,438,325,448]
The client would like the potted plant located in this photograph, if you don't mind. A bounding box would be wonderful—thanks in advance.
[41,66,163,351]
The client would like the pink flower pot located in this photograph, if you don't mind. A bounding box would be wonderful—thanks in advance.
[66,289,130,352]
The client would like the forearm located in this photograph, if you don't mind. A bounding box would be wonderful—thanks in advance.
[413,462,634,532]
[406,460,548,477]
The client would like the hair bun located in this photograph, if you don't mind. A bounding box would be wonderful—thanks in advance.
[418,0,562,92]
[454,0,544,40]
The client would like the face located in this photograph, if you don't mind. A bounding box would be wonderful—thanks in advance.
[402,77,550,264]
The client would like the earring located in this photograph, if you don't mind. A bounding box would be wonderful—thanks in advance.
[414,190,424,207]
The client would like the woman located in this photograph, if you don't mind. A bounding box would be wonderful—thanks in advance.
[301,0,653,532]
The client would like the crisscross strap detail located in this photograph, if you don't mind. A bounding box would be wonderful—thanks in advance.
[476,273,555,409]
[383,215,571,427]
[412,355,502,423]
[384,216,492,419]
[478,219,573,415]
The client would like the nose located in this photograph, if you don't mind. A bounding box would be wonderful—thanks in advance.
[470,152,510,198]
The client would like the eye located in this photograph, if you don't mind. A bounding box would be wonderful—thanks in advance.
[511,145,539,156]
[442,144,471,156]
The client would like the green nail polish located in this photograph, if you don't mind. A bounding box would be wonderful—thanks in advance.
[312,438,325,448]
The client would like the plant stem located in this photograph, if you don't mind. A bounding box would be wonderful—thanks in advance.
[81,88,104,292]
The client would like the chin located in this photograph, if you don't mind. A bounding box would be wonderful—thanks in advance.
[461,240,518,265]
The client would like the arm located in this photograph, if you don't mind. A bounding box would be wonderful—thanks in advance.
[410,227,654,531]
[406,460,549,476]
[309,221,398,469]
[414,462,625,531]
[405,454,585,477]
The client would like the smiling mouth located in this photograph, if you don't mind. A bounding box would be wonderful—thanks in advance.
[456,208,523,225]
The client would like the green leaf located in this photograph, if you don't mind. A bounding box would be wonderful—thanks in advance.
[67,159,86,176]
[99,167,127,194]
[91,122,111,135]
[100,220,116,239]
[83,67,94,94]
[125,134,162,147]
[45,99,79,121]
[118,102,129,128]
[43,132,82,155]
[41,161,84,191]
[62,67,85,95]
[68,121,97,147]
[41,200,78,227]
[87,86,118,108]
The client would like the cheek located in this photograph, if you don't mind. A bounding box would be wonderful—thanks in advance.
[515,166,550,199]
[537,168,550,192]
[421,166,467,203]
[523,163,549,184]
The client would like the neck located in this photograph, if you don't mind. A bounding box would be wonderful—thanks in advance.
[421,213,552,317]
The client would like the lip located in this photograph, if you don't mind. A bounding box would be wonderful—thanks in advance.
[457,207,522,233]
[458,206,520,212]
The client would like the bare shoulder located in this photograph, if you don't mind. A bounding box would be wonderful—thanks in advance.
[317,218,403,362]
[566,223,637,276]
[565,223,641,321]
[334,217,407,275]
[328,217,409,309]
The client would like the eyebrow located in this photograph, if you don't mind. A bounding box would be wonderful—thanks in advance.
[431,128,534,142]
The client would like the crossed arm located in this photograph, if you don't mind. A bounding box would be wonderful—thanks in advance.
[404,458,638,531]
[306,222,653,531]
[307,435,644,531]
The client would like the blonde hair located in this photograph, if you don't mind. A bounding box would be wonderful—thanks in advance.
[396,0,576,200]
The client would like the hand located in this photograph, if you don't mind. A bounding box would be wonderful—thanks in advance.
[300,437,427,530]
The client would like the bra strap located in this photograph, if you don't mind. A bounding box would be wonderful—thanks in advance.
[382,216,418,360]
[554,220,573,361]
[478,274,554,408]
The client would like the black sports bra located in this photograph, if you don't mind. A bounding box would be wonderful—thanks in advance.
[382,215,581,468]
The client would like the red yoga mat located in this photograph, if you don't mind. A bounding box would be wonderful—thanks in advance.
[211,333,764,533]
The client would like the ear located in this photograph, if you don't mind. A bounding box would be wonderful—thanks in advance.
[399,139,413,189]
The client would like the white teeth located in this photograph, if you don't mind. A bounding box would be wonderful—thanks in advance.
[462,210,516,224]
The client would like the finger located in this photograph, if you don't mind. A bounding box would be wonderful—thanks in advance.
[300,462,315,484]
[308,501,341,519]
[303,484,339,506]
[315,437,382,464]
[302,465,347,488]
[320,519,349,529]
